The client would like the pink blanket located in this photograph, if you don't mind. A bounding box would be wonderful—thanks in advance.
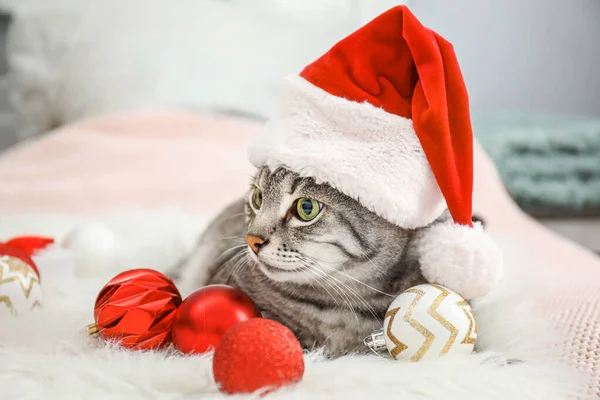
[0,110,259,215]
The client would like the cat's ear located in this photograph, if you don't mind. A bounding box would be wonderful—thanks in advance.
[414,221,503,300]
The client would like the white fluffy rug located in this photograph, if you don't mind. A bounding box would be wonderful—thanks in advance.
[0,209,585,399]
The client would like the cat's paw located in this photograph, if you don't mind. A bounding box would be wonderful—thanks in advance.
[416,221,504,299]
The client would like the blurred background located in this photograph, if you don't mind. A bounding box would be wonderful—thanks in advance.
[0,0,597,253]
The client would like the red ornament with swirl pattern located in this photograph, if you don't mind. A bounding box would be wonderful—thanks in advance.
[88,268,182,350]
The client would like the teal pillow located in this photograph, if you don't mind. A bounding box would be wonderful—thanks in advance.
[473,113,600,217]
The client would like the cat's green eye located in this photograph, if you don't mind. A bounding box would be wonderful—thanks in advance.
[295,198,322,221]
[251,187,263,209]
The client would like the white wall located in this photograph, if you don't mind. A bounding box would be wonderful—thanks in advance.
[408,0,600,117]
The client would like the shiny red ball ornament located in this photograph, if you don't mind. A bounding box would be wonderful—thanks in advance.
[171,284,262,354]
[213,318,305,394]
[91,268,182,350]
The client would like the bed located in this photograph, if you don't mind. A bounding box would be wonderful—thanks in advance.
[0,1,598,399]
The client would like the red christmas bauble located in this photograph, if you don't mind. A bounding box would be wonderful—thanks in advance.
[171,284,262,354]
[213,318,305,394]
[92,268,182,350]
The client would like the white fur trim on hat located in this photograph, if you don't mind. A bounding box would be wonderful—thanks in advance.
[248,75,446,228]
[416,221,504,299]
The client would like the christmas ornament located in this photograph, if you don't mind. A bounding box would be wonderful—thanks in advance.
[364,284,477,361]
[0,245,43,315]
[171,284,262,354]
[246,4,503,299]
[62,223,122,276]
[88,268,182,350]
[5,235,75,281]
[213,318,304,394]
[0,240,41,278]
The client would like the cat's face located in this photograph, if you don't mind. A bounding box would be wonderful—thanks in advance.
[244,167,411,283]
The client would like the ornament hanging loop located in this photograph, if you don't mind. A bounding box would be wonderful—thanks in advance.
[86,323,99,337]
[364,329,387,353]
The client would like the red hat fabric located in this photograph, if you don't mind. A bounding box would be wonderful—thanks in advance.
[248,5,473,229]
[5,236,55,258]
[300,6,473,227]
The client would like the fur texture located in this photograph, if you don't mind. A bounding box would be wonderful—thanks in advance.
[415,221,504,299]
[0,209,584,399]
[248,75,446,229]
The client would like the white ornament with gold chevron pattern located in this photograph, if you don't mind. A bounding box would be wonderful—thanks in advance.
[381,284,476,361]
[0,255,43,316]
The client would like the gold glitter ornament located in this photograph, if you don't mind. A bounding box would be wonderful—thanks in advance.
[0,255,43,316]
[364,284,476,361]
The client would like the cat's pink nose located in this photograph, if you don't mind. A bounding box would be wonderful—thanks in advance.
[246,235,266,254]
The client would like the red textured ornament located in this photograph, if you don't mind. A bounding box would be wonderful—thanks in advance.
[92,268,182,350]
[171,284,262,354]
[213,318,305,394]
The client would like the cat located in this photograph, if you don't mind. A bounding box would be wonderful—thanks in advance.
[174,166,466,356]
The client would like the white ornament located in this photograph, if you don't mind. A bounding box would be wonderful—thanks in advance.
[0,255,43,316]
[62,223,122,276]
[381,284,477,361]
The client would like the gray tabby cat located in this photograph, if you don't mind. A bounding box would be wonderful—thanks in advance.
[175,166,455,356]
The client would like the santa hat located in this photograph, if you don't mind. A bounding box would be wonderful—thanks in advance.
[248,6,503,299]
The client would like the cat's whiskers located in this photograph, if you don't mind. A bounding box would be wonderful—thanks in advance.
[299,265,342,309]
[213,243,248,264]
[298,267,318,293]
[301,255,382,322]
[321,274,361,323]
[302,254,394,298]
[323,277,361,323]
[218,235,246,242]
[299,258,358,319]
[333,269,395,298]
[324,272,381,323]
[214,245,249,283]
[313,268,360,319]
[299,257,368,324]
[357,248,388,277]
[226,251,245,268]
[220,212,246,222]
[341,263,361,294]
[231,251,248,270]
[227,250,252,283]
[234,254,252,277]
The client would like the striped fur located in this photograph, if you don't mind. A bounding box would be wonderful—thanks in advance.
[175,167,448,356]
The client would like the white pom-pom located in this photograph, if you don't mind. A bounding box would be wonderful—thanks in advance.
[417,222,504,299]
[62,223,123,276]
